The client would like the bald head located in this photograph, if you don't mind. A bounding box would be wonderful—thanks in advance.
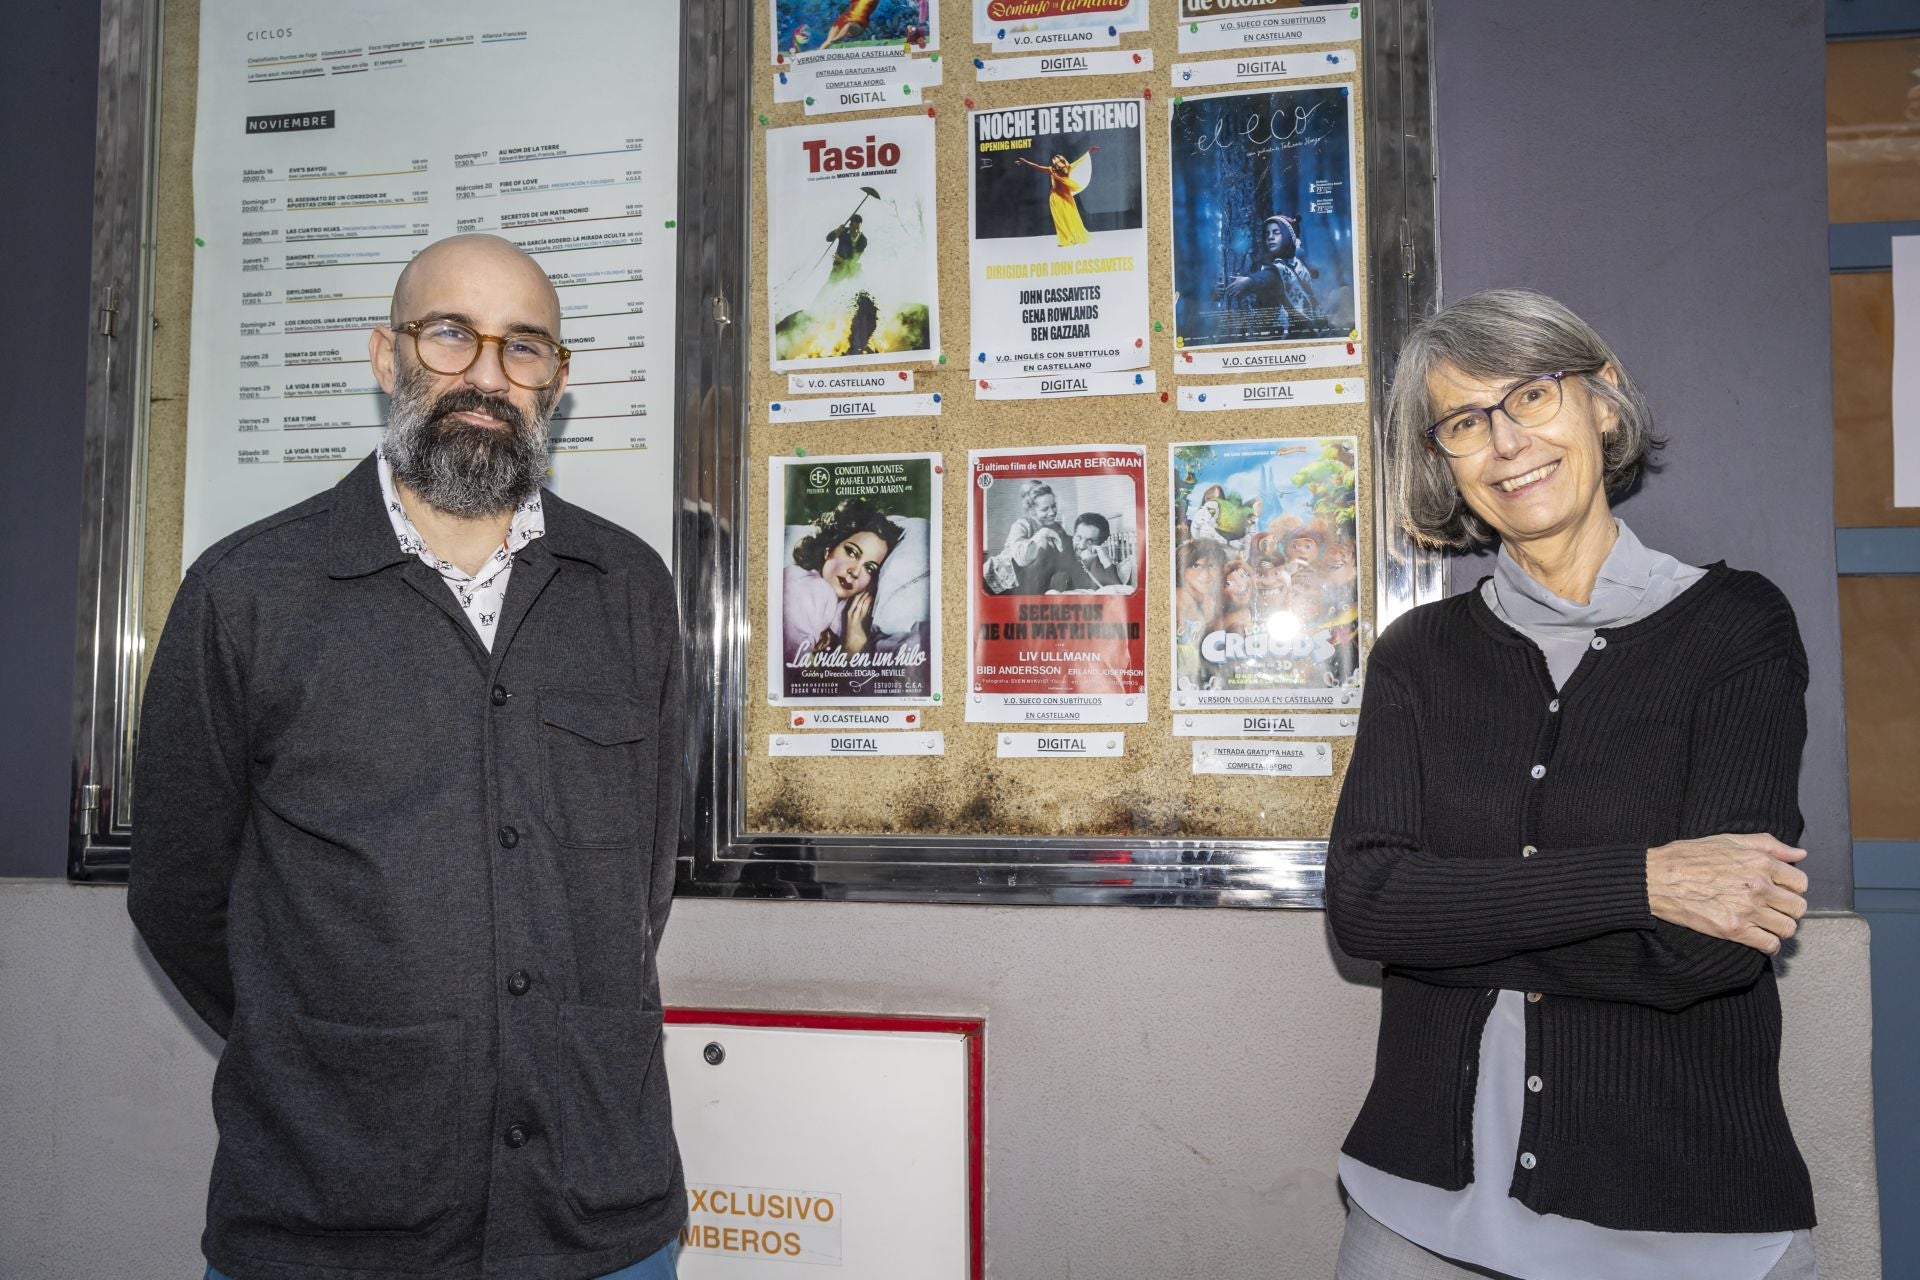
[389,233,560,334]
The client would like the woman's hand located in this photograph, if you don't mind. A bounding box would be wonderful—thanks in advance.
[1647,834,1809,954]
[843,591,875,654]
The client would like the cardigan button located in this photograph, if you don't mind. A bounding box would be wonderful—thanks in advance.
[1522,845,1537,858]
[1529,764,1547,780]
[1526,991,1543,1003]
[1527,1075,1543,1093]
[1519,1151,1537,1170]
[1547,699,1560,713]
[1590,636,1607,651]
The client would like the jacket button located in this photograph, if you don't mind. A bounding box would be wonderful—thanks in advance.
[1527,1075,1543,1093]
[507,970,530,997]
[1522,845,1537,858]
[504,1124,529,1149]
[498,825,519,849]
[1519,1151,1537,1170]
[491,684,509,706]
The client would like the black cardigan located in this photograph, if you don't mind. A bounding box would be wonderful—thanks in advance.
[1325,563,1817,1233]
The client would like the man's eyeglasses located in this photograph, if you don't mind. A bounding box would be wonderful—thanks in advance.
[1424,370,1590,458]
[395,318,570,390]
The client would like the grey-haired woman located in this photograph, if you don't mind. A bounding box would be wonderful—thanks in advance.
[1326,290,1817,1279]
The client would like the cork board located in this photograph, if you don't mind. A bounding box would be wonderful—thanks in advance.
[744,0,1375,840]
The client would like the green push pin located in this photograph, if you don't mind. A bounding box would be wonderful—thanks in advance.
[194,236,206,247]
[795,447,808,456]
[664,219,676,228]
[1189,21,1198,31]
[757,113,768,125]
[930,53,940,62]
[902,84,913,95]
[1153,320,1164,332]
[937,353,948,364]
[805,96,815,105]
[1174,96,1183,104]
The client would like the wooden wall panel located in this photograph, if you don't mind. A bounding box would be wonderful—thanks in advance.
[1830,272,1920,526]
[1840,575,1920,839]
[1827,37,1920,224]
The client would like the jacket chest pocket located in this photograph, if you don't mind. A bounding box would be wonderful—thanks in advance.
[537,688,652,847]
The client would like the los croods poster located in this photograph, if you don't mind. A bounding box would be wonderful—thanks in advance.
[1169,85,1359,350]
[968,446,1148,723]
[1169,437,1361,708]
[767,115,941,371]
[768,453,943,705]
[968,98,1151,379]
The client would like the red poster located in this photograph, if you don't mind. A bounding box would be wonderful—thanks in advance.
[966,446,1148,724]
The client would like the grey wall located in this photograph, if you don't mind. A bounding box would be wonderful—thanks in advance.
[0,883,1883,1279]
[1431,0,1851,905]
[0,1,97,878]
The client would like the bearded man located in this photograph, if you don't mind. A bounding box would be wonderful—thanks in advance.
[129,235,687,1280]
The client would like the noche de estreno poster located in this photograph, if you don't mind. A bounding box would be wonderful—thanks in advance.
[768,453,943,706]
[768,115,940,371]
[968,99,1151,379]
[1169,437,1361,709]
[968,447,1148,724]
[1169,84,1359,350]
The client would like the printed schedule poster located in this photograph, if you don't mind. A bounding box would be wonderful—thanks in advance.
[769,453,944,706]
[969,99,1151,378]
[973,0,1150,43]
[768,115,941,372]
[182,1,681,568]
[968,446,1148,724]
[1169,437,1361,709]
[774,0,938,58]
[1169,84,1359,350]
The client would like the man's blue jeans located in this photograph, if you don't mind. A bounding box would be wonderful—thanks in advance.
[207,1238,680,1279]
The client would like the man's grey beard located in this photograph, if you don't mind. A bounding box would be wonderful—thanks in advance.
[380,361,558,518]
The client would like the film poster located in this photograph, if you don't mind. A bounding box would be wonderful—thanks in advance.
[1169,85,1360,350]
[968,447,1148,724]
[1169,437,1361,708]
[774,0,938,59]
[768,453,943,705]
[768,115,941,371]
[969,99,1151,379]
[972,0,1149,44]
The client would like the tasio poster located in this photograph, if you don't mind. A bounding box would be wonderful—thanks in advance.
[768,452,944,705]
[968,98,1151,379]
[967,446,1148,723]
[768,115,941,371]
[1168,436,1362,708]
[1168,85,1359,350]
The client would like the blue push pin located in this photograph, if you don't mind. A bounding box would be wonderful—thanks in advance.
[1107,24,1117,34]
[1181,70,1191,80]
[771,402,783,412]
[1326,52,1339,63]
[1134,373,1143,385]
[1198,393,1208,403]
[1341,86,1349,95]
[779,71,789,83]
[997,27,1007,38]
[977,351,986,362]
[973,57,985,68]
[932,392,942,403]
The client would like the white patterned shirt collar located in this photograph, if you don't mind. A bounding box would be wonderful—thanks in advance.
[375,450,545,650]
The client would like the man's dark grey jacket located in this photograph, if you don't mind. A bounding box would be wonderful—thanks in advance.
[129,454,686,1280]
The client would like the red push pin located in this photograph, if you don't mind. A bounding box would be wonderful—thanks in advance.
[1182,351,1193,363]
[1134,337,1144,348]
[1159,391,1169,403]
[897,370,909,380]
[1346,341,1356,355]
[1132,52,1143,64]
[1142,87,1152,99]
[927,106,936,117]
[964,97,975,108]
[978,379,989,389]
